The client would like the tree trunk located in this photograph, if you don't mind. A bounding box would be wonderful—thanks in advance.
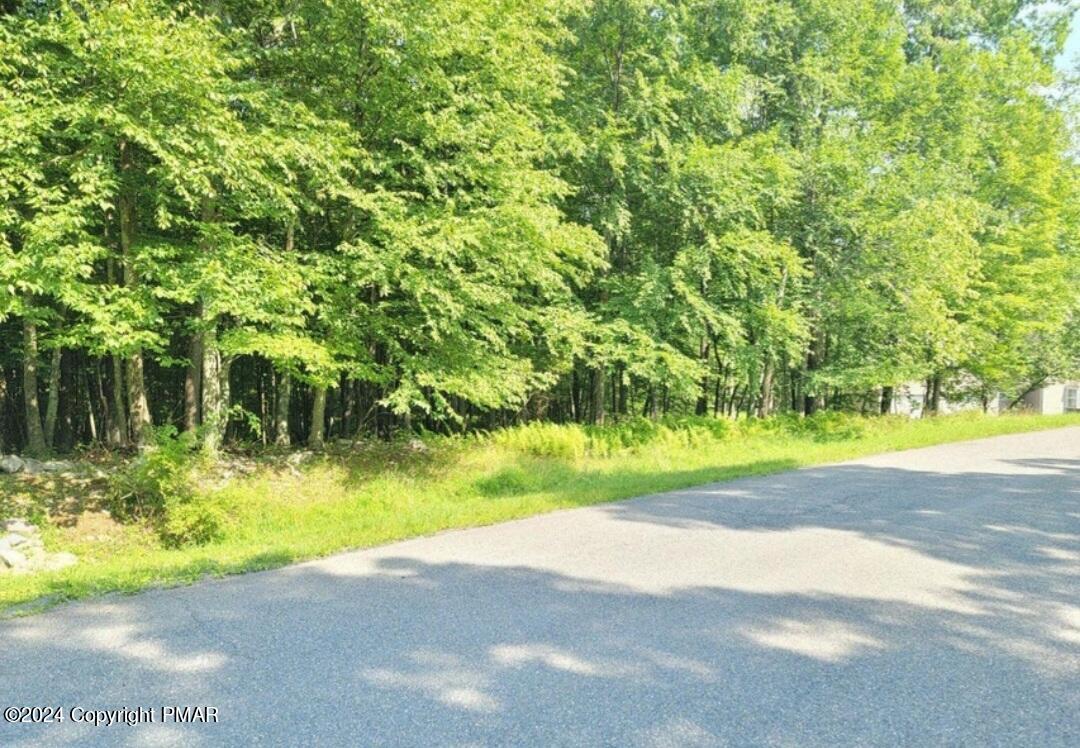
[309,386,327,449]
[695,380,709,416]
[201,327,223,455]
[0,373,6,453]
[119,140,152,445]
[880,386,894,415]
[126,354,152,446]
[220,354,232,441]
[198,198,223,453]
[339,374,351,437]
[83,367,98,442]
[803,327,825,416]
[110,355,128,447]
[102,260,127,447]
[758,359,775,418]
[22,320,47,455]
[569,367,579,422]
[274,372,292,446]
[44,344,61,448]
[60,352,75,447]
[695,338,710,416]
[183,331,202,434]
[590,367,605,425]
[927,373,942,415]
[617,366,628,417]
[758,269,787,419]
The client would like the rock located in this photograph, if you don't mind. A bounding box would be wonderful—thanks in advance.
[18,458,72,475]
[2,518,35,535]
[0,520,76,573]
[40,460,75,474]
[0,548,27,569]
[0,455,24,474]
[5,533,30,548]
[286,451,313,466]
[21,457,46,474]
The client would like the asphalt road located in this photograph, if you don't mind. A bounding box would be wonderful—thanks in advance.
[2,428,1079,747]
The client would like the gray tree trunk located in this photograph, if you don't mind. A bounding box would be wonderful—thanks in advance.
[309,386,327,449]
[110,355,128,447]
[44,345,61,449]
[927,374,942,415]
[126,354,152,446]
[22,320,47,456]
[803,327,826,416]
[119,140,151,446]
[183,331,202,434]
[880,386,894,415]
[201,327,223,455]
[274,373,292,446]
[758,359,775,418]
[590,368,605,425]
[83,367,98,442]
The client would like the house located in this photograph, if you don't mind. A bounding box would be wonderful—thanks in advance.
[887,378,1079,418]
[887,379,1006,418]
[1022,381,1080,415]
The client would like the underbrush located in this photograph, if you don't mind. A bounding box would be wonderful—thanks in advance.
[489,411,869,459]
[108,427,230,547]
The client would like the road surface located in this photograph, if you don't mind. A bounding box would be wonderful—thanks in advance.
[2,428,1079,746]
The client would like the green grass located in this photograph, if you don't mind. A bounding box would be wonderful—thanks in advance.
[2,411,1079,617]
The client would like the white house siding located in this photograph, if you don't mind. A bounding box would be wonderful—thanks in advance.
[888,381,988,418]
[889,382,928,417]
[1023,381,1080,415]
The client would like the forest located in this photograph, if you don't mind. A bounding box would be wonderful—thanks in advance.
[2,0,1079,456]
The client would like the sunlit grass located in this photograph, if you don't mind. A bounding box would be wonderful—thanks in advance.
[2,411,1078,616]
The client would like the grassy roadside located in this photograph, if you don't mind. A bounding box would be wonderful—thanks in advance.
[2,411,1078,617]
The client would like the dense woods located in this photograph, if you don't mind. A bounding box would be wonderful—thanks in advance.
[1,0,1078,455]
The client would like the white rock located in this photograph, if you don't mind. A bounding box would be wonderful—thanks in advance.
[0,455,24,474]
[41,460,74,473]
[21,457,47,474]
[2,519,35,535]
[0,548,27,569]
[5,533,29,548]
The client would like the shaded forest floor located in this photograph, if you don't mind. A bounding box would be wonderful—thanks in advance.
[2,411,1079,617]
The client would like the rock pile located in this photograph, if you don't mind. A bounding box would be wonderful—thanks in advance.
[0,519,77,574]
[0,455,75,475]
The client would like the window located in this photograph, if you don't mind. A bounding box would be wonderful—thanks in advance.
[1067,386,1079,412]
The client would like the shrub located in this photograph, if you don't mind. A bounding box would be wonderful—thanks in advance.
[660,415,733,446]
[585,417,663,455]
[765,411,866,442]
[492,422,588,460]
[108,427,226,547]
[492,416,738,460]
[158,491,230,547]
